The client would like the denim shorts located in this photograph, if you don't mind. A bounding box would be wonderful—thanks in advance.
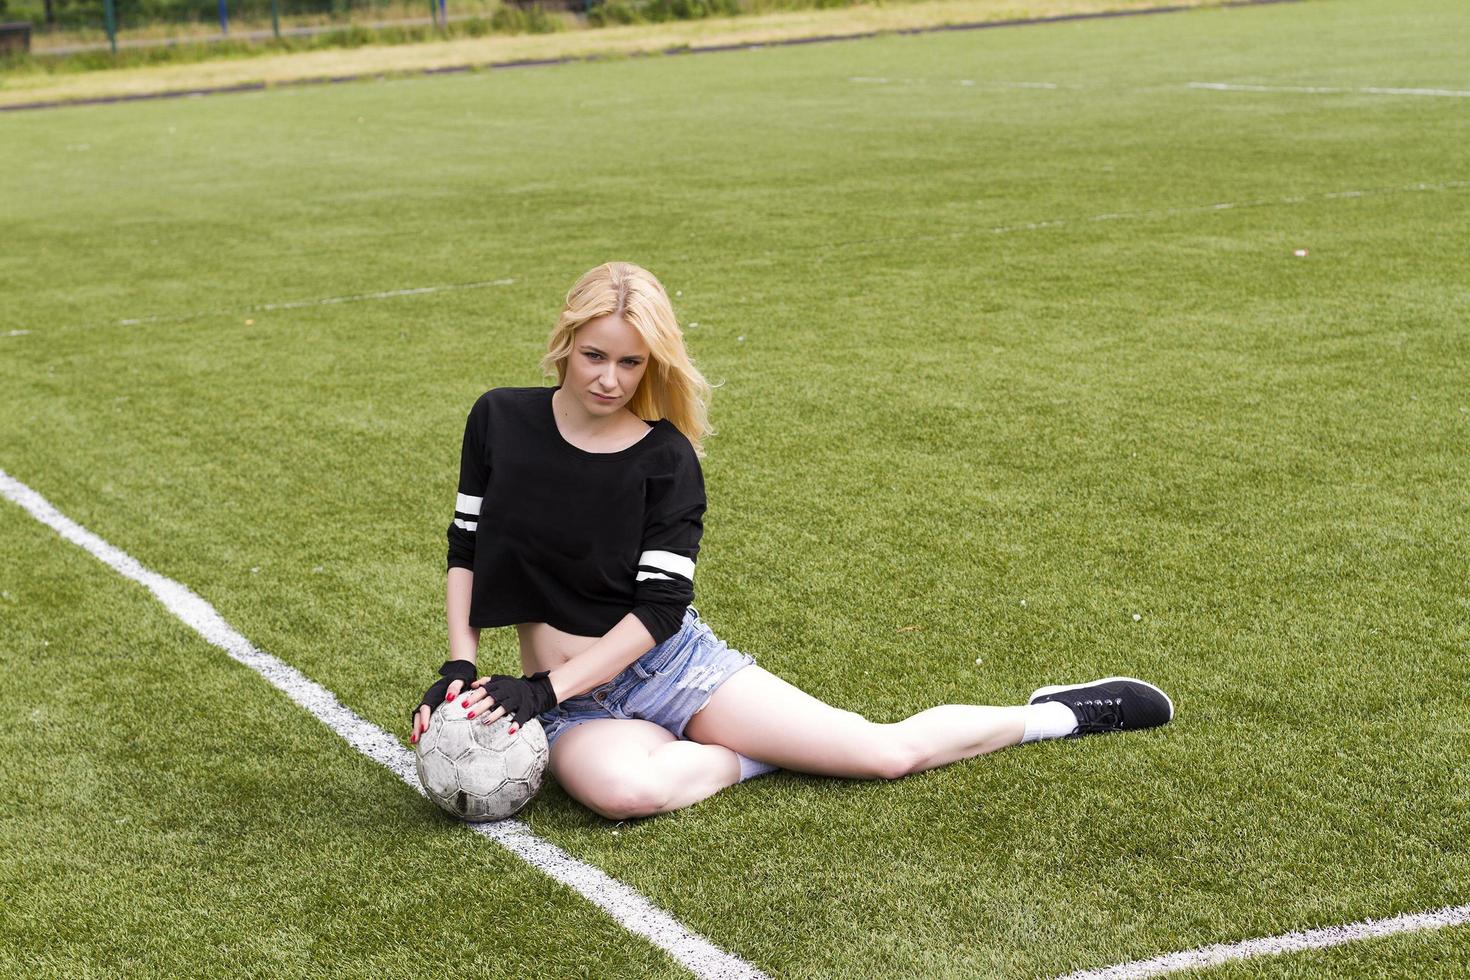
[539,606,756,750]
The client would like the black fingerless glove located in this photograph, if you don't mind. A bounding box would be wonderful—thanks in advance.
[478,671,559,725]
[414,660,478,722]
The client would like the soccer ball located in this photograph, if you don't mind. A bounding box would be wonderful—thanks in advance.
[415,700,549,821]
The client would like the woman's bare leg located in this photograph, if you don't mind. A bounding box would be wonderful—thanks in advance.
[549,718,744,820]
[683,665,1026,780]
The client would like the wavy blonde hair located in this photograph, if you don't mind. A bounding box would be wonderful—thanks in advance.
[540,262,716,458]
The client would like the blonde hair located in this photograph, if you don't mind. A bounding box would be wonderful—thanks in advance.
[540,262,716,458]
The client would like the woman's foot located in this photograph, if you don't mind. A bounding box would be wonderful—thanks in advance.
[1027,677,1174,737]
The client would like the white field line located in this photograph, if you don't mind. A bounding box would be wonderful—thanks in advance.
[0,467,770,980]
[849,76,1068,88]
[1190,81,1470,98]
[1056,903,1470,979]
[117,277,517,326]
[845,77,1470,98]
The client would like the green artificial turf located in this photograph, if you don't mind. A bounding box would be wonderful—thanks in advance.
[0,508,688,977]
[1174,923,1470,979]
[2,0,1468,976]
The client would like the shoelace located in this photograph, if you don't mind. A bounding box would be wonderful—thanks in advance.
[1068,696,1124,734]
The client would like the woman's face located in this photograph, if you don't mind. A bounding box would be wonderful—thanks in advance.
[563,314,652,418]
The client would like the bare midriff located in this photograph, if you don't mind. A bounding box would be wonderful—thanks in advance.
[515,621,603,675]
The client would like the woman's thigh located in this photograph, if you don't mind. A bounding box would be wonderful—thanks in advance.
[549,718,676,814]
[683,665,913,779]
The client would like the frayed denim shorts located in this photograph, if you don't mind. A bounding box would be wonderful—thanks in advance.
[539,606,756,750]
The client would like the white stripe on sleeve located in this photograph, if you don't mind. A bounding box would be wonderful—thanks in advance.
[638,550,694,581]
[453,518,478,532]
[455,493,483,516]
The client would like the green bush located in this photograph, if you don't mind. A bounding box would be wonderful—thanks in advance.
[586,0,640,26]
[490,3,560,33]
[585,0,737,25]
[318,24,380,46]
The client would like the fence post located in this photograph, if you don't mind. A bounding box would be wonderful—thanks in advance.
[103,0,117,53]
[271,0,280,38]
[218,0,229,35]
[438,0,445,28]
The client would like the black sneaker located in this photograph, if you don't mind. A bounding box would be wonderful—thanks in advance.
[1028,676,1174,737]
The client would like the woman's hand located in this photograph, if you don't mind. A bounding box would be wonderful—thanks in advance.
[410,660,478,744]
[462,671,557,731]
[458,679,513,733]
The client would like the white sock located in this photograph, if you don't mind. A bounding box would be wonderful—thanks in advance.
[736,753,779,782]
[1021,701,1078,743]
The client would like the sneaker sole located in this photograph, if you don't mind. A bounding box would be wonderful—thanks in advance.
[1028,675,1175,722]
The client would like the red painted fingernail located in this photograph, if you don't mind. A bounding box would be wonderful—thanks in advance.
[444,692,452,701]
[467,711,476,719]
[461,700,470,707]
[509,728,517,735]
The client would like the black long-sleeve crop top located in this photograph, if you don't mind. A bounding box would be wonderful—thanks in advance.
[446,386,705,645]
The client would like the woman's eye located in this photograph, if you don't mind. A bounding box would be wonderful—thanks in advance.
[584,352,639,366]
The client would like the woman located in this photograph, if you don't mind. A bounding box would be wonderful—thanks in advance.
[411,261,1174,821]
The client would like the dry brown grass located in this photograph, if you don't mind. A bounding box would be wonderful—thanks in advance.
[1,0,1230,108]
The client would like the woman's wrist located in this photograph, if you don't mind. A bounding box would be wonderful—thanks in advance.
[545,668,570,704]
[447,626,481,665]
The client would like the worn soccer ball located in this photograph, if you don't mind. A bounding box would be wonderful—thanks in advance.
[415,700,549,821]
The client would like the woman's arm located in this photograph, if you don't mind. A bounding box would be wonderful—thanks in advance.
[446,566,480,665]
[414,393,491,742]
[461,613,655,729]
[411,567,481,743]
[546,613,656,702]
[444,391,490,663]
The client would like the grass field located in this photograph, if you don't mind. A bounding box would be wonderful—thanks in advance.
[3,0,1469,976]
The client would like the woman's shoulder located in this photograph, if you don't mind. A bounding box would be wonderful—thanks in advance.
[465,385,552,419]
[472,385,551,406]
[648,421,701,471]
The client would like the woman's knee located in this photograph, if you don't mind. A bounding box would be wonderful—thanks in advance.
[550,719,677,819]
[802,713,923,780]
[578,771,669,821]
[862,724,926,781]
